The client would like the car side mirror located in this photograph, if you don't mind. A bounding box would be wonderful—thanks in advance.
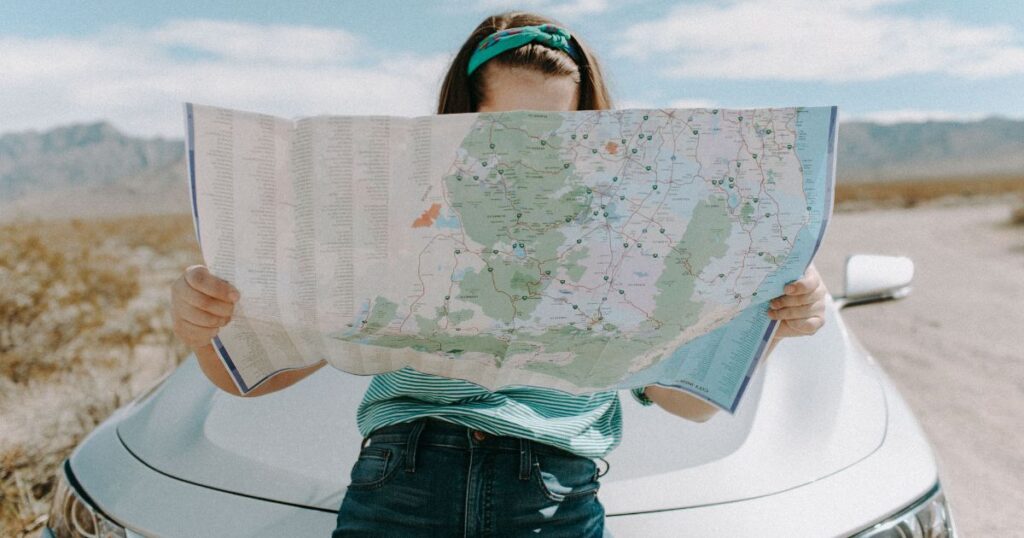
[835,254,914,309]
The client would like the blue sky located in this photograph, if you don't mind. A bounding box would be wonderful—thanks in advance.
[2,0,1023,138]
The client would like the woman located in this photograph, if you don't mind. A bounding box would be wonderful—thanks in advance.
[170,11,828,537]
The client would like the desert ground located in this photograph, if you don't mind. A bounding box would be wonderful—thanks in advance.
[1,195,1021,536]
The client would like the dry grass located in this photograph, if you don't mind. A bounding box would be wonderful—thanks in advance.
[0,213,201,537]
[835,174,1024,209]
[835,175,1024,226]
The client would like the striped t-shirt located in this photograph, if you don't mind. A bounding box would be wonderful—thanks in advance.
[355,366,654,459]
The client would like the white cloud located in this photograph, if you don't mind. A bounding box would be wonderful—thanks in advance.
[0,19,450,138]
[0,36,153,83]
[149,20,362,64]
[616,0,1024,81]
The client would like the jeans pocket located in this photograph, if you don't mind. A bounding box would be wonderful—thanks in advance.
[530,450,601,503]
[347,444,404,490]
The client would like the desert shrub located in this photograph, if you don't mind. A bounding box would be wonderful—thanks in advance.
[0,213,201,536]
[0,225,140,382]
[1011,204,1024,225]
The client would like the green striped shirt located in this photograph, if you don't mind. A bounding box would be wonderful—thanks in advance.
[355,366,655,459]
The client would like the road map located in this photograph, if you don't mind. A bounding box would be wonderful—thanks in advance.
[185,103,836,413]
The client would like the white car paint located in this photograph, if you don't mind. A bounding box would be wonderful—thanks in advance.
[54,285,957,536]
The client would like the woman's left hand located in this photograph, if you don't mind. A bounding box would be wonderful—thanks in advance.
[767,263,828,339]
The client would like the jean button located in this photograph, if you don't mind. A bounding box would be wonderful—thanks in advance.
[472,429,487,441]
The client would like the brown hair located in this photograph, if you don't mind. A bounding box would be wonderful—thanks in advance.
[437,12,614,114]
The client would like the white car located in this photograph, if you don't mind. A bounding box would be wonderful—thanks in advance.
[43,255,957,537]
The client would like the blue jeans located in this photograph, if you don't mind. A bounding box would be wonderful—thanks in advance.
[333,417,606,537]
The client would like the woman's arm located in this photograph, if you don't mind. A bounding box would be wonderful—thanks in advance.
[640,334,785,421]
[194,342,327,397]
[193,343,244,396]
[642,263,828,422]
[640,385,721,422]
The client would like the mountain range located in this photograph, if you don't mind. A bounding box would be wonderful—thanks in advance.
[838,117,1024,182]
[1,116,1021,221]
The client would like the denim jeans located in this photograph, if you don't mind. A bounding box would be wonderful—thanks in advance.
[333,417,606,537]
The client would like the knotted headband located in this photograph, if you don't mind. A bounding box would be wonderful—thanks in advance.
[466,24,581,76]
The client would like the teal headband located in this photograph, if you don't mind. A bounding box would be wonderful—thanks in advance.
[467,24,581,76]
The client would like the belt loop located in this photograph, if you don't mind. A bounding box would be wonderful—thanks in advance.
[518,438,532,480]
[404,419,427,473]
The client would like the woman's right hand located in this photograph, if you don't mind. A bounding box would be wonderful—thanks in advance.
[171,264,240,351]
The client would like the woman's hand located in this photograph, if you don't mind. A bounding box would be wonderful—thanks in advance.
[171,264,239,351]
[170,266,326,397]
[767,263,827,339]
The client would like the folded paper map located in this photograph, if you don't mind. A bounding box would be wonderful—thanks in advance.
[184,103,836,413]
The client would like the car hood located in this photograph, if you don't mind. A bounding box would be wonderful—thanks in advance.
[116,297,886,514]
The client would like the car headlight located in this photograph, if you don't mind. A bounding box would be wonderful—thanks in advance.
[851,481,955,537]
[47,459,127,538]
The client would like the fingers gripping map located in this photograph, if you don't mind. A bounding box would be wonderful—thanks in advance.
[185,103,836,412]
